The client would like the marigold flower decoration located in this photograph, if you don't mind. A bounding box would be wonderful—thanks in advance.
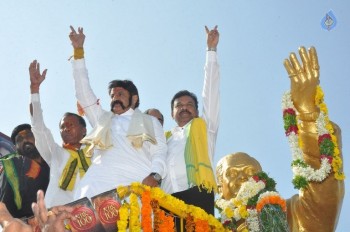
[116,182,226,231]
[141,190,152,232]
[129,192,141,231]
[117,201,129,232]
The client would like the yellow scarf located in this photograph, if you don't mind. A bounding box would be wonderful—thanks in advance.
[59,145,91,191]
[167,118,217,193]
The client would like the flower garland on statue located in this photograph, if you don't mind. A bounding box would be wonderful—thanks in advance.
[116,182,225,231]
[282,86,345,189]
[215,172,287,232]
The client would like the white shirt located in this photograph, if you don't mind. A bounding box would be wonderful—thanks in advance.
[162,51,220,193]
[30,94,81,207]
[71,59,167,199]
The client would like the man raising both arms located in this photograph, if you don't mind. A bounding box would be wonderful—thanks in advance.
[69,26,167,199]
[29,60,91,207]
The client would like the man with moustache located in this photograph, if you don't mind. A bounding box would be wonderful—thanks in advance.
[69,26,167,199]
[29,60,91,207]
[0,124,50,218]
[162,25,220,222]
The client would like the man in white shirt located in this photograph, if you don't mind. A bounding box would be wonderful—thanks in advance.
[29,60,90,207]
[162,26,220,217]
[69,26,167,199]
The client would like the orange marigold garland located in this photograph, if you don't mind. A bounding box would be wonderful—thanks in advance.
[141,190,152,232]
[185,214,195,232]
[116,183,226,231]
[151,199,161,231]
[195,219,210,232]
[158,209,175,232]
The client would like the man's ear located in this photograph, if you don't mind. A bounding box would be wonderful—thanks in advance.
[131,95,139,109]
[82,127,87,137]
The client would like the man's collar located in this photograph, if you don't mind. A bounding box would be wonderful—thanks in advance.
[174,119,193,130]
[114,108,135,116]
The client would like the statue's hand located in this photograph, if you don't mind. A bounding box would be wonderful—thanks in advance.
[283,46,320,114]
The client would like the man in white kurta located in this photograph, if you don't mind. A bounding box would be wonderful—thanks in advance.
[29,60,89,207]
[31,96,81,207]
[69,26,167,199]
[162,26,220,217]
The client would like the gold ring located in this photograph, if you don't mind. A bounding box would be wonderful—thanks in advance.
[47,210,55,217]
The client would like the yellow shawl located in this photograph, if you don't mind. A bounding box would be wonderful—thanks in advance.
[59,146,91,191]
[167,118,217,193]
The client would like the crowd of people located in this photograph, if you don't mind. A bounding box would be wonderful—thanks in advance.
[0,24,345,232]
[0,25,220,231]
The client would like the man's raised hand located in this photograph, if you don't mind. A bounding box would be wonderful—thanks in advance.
[69,25,85,49]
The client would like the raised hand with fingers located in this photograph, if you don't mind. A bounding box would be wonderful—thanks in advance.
[205,25,219,50]
[283,46,320,115]
[29,60,47,94]
[32,190,74,232]
[69,26,85,49]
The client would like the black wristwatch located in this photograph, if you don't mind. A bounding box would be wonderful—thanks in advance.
[150,172,162,185]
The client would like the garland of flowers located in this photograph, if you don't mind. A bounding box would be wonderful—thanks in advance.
[117,201,129,232]
[195,219,210,232]
[215,172,287,232]
[282,86,345,189]
[117,182,226,231]
[150,198,175,231]
[151,199,162,231]
[129,192,141,231]
[315,86,344,180]
[141,190,152,232]
[159,211,175,232]
[185,215,195,232]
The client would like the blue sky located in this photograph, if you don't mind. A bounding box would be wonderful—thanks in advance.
[1,1,349,230]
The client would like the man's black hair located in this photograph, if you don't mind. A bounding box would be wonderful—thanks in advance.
[108,80,140,108]
[11,123,31,144]
[170,90,198,113]
[61,112,87,128]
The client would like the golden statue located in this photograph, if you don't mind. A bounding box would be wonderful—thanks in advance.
[216,47,345,232]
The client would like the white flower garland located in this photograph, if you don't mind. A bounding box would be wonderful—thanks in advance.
[246,209,259,232]
[282,91,332,184]
[216,177,285,232]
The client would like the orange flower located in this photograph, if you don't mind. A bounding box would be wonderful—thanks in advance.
[195,219,210,232]
[141,191,152,232]
[256,195,287,212]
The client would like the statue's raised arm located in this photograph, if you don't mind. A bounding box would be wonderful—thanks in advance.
[283,46,345,232]
[215,46,345,232]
